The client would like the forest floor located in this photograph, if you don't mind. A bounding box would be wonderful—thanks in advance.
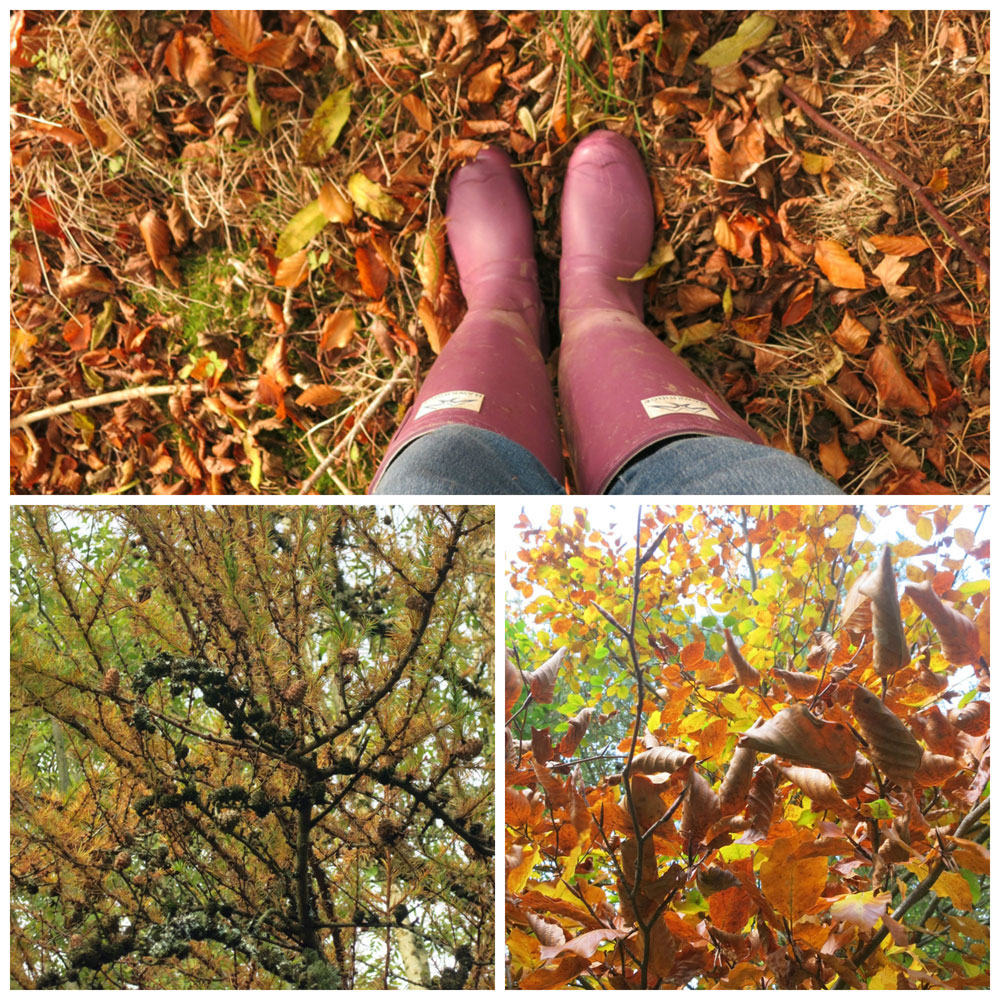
[10,10,989,494]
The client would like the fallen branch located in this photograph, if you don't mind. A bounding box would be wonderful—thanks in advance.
[745,56,990,277]
[298,357,412,495]
[10,384,207,430]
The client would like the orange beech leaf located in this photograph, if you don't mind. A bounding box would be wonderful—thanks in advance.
[211,10,262,60]
[417,296,451,354]
[758,839,827,924]
[851,685,922,786]
[402,92,433,131]
[63,314,91,351]
[904,581,980,665]
[780,281,814,326]
[557,707,595,757]
[628,745,695,775]
[776,764,850,811]
[531,758,569,809]
[28,195,64,240]
[677,284,721,314]
[505,654,523,717]
[680,769,720,850]
[318,182,353,223]
[814,239,866,289]
[537,927,632,963]
[737,704,857,777]
[177,439,202,481]
[296,385,342,409]
[139,210,171,270]
[527,647,567,704]
[913,749,962,787]
[702,122,735,183]
[254,373,287,420]
[817,436,850,480]
[831,309,871,354]
[356,244,389,299]
[868,234,928,257]
[319,310,355,353]
[719,739,756,816]
[467,62,503,103]
[772,668,820,699]
[859,546,909,676]
[724,628,761,687]
[832,753,871,799]
[274,249,308,288]
[952,700,989,737]
[866,343,930,414]
[829,890,891,931]
[927,167,948,192]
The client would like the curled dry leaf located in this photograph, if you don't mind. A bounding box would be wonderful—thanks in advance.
[724,628,761,687]
[531,758,569,809]
[840,565,873,634]
[296,385,343,409]
[859,545,909,676]
[866,343,930,414]
[777,764,850,811]
[527,646,567,704]
[918,705,959,754]
[467,61,503,103]
[814,239,866,289]
[851,685,923,786]
[873,254,916,301]
[831,309,871,354]
[913,749,962,787]
[139,210,171,270]
[556,707,595,757]
[628,745,696,775]
[531,727,553,765]
[904,581,981,665]
[696,866,742,896]
[737,704,857,777]
[741,764,775,843]
[719,739,756,816]
[504,653,522,717]
[772,668,820,699]
[319,310,355,353]
[952,699,989,737]
[526,911,566,950]
[832,752,872,799]
[680,769,721,849]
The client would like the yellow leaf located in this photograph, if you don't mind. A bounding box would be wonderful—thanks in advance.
[759,840,828,923]
[318,182,353,223]
[935,871,973,911]
[802,150,834,174]
[508,843,540,893]
[696,13,776,67]
[868,965,900,990]
[829,513,858,550]
[915,516,933,541]
[276,198,329,258]
[347,173,405,223]
[953,527,976,552]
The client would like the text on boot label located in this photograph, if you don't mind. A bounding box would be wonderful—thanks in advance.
[640,395,721,420]
[416,391,485,418]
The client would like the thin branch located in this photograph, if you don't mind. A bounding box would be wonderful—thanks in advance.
[745,56,990,276]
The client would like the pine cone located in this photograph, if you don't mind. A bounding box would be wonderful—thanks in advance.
[405,594,428,613]
[113,850,131,871]
[282,680,308,705]
[69,933,84,950]
[102,668,120,696]
[339,648,359,667]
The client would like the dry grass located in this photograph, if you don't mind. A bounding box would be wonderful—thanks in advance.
[10,10,990,494]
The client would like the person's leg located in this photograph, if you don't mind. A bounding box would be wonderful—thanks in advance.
[372,425,562,494]
[556,131,838,495]
[608,436,845,495]
[370,147,562,493]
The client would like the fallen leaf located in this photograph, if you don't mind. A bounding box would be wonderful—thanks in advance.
[819,436,850,479]
[446,10,480,49]
[402,92,433,131]
[417,296,450,354]
[814,239,866,289]
[880,432,921,470]
[748,69,785,141]
[677,284,721,314]
[319,310,355,352]
[299,86,351,164]
[801,151,834,174]
[274,249,308,288]
[416,220,447,300]
[696,12,776,67]
[58,265,114,298]
[831,310,871,354]
[318,183,353,223]
[868,234,928,257]
[254,373,287,420]
[356,244,390,300]
[63,313,92,351]
[210,10,262,61]
[347,173,405,223]
[28,195,63,239]
[702,123,735,183]
[873,254,916,300]
[866,343,930,413]
[467,61,503,103]
[296,384,343,408]
[927,167,948,192]
[276,198,330,258]
[843,10,893,57]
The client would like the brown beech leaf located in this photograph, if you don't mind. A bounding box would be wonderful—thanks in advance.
[866,343,930,413]
[254,373,287,420]
[952,700,989,737]
[919,705,960,754]
[913,749,962,787]
[417,297,451,355]
[446,10,480,48]
[832,752,872,799]
[818,437,850,481]
[851,685,923,786]
[737,704,857,777]
[724,628,761,687]
[814,239,866,289]
[719,737,757,816]
[904,581,981,665]
[139,210,171,270]
[177,439,202,482]
[677,284,721,314]
[831,309,871,354]
[402,92,433,131]
[703,123,735,183]
[416,219,447,301]
[840,566,874,634]
[527,646,567,704]
[858,545,909,676]
[740,763,775,843]
[63,314,92,351]
[873,254,916,301]
[296,384,343,409]
[628,745,696,775]
[531,758,569,809]
[556,707,595,757]
[777,764,850,811]
[526,911,566,950]
[210,10,262,61]
[531,726,554,765]
[868,233,928,257]
[537,926,632,963]
[680,769,721,849]
[467,62,503,103]
[504,654,522,717]
[318,310,355,353]
[772,668,820,699]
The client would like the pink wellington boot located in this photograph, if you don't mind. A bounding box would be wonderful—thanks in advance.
[558,130,760,494]
[371,147,563,489]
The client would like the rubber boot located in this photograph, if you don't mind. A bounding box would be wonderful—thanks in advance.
[371,147,562,489]
[558,131,760,494]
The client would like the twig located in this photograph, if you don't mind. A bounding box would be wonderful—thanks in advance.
[298,357,411,495]
[745,56,990,277]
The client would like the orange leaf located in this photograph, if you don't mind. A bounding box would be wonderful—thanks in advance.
[254,373,287,420]
[927,167,948,192]
[814,239,866,289]
[250,33,297,69]
[417,296,450,354]
[758,839,827,924]
[505,654,523,717]
[63,313,91,351]
[318,310,355,352]
[737,704,857,777]
[265,298,287,336]
[402,92,433,131]
[868,234,928,257]
[177,439,202,481]
[953,700,989,737]
[556,707,595,757]
[677,284,721,314]
[296,384,343,409]
[831,310,870,354]
[274,249,308,288]
[356,244,389,299]
[679,641,705,669]
[467,62,503,103]
[818,436,850,480]
[702,122,734,183]
[28,195,63,239]
[210,10,262,61]
[866,343,929,414]
[139,210,171,270]
[318,182,353,223]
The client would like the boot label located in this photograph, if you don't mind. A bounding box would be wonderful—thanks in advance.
[641,395,720,420]
[416,390,485,418]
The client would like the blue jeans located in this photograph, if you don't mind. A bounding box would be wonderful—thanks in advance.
[373,426,843,495]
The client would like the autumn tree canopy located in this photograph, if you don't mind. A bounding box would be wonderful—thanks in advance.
[505,504,989,989]
[11,504,494,989]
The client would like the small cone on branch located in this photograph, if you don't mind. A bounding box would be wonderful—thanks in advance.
[339,647,360,667]
[282,680,308,705]
[102,668,120,696]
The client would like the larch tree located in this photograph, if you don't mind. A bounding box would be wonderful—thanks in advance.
[505,504,989,990]
[11,504,494,989]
